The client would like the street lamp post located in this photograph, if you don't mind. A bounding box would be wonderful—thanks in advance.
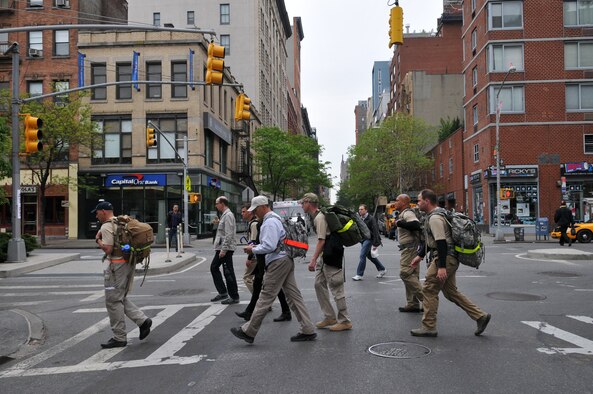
[494,64,516,241]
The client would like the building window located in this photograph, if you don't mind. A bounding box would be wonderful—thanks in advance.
[220,34,230,55]
[91,63,106,101]
[28,81,43,96]
[564,1,593,26]
[473,105,478,126]
[146,62,162,99]
[29,0,43,6]
[53,80,69,106]
[92,117,132,165]
[147,114,187,164]
[44,197,65,225]
[28,31,42,53]
[153,12,160,27]
[187,11,195,25]
[584,134,593,153]
[220,4,230,24]
[471,29,477,52]
[439,163,443,178]
[490,85,524,113]
[171,61,187,98]
[54,30,69,56]
[116,63,132,100]
[488,1,523,30]
[473,144,480,162]
[0,32,8,54]
[220,143,227,174]
[472,66,478,88]
[449,157,453,174]
[205,131,214,167]
[488,44,524,72]
[566,84,593,111]
[565,42,593,69]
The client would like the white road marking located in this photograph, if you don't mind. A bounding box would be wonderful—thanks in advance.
[0,285,102,289]
[575,289,593,292]
[0,301,51,307]
[0,303,224,377]
[0,291,102,297]
[522,318,593,355]
[567,315,593,325]
[79,291,104,302]
[515,253,578,266]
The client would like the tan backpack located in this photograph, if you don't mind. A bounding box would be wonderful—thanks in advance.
[112,215,154,266]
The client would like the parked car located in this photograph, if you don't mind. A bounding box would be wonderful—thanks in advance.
[550,220,593,243]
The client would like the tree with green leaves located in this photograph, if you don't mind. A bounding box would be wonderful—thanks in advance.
[252,127,331,201]
[438,116,462,142]
[345,113,436,206]
[18,91,100,245]
[0,116,11,205]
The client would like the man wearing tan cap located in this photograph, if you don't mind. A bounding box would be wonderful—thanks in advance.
[301,193,352,332]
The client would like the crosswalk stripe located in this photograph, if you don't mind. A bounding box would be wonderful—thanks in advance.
[522,319,593,355]
[0,285,102,289]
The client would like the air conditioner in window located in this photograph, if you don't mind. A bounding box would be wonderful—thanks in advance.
[56,0,69,7]
[28,48,42,57]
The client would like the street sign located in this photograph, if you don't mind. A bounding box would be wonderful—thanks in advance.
[185,175,191,192]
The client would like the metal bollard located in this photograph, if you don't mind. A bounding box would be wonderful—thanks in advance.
[176,224,183,257]
[165,228,172,262]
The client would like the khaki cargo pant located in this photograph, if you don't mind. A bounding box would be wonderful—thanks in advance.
[314,261,351,324]
[399,247,423,308]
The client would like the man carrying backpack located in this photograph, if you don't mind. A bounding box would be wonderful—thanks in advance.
[302,193,353,332]
[352,204,386,281]
[230,196,316,343]
[410,189,491,337]
[394,194,423,313]
[93,201,152,349]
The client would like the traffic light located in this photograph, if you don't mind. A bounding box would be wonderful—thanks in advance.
[206,42,225,85]
[389,5,404,48]
[234,93,251,121]
[24,115,43,154]
[146,127,157,148]
[189,193,201,204]
[500,188,515,199]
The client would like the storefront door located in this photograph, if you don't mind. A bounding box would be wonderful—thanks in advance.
[22,195,37,235]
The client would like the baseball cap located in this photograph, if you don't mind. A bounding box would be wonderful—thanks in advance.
[248,195,269,212]
[91,201,114,213]
[299,192,319,204]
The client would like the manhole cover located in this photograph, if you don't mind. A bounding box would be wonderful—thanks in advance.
[368,342,431,359]
[538,271,582,278]
[486,292,546,301]
[160,289,204,296]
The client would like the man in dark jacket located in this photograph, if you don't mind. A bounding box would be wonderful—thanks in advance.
[353,204,386,281]
[554,200,575,246]
[166,204,182,251]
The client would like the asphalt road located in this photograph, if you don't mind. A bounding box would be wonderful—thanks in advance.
[0,238,592,393]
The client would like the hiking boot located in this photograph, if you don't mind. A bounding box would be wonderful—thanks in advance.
[410,328,438,337]
[211,293,228,302]
[329,322,353,331]
[376,270,387,278]
[235,310,252,321]
[398,306,423,313]
[230,327,254,344]
[315,318,337,329]
[100,338,127,349]
[475,313,491,336]
[139,318,152,340]
[273,312,292,322]
[290,332,317,342]
[352,275,363,281]
[221,297,239,305]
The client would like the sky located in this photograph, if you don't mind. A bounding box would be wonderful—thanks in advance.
[283,0,445,202]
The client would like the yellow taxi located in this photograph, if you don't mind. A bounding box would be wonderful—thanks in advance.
[550,221,593,243]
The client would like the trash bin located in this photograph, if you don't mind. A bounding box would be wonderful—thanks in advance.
[536,217,549,240]
[514,227,525,241]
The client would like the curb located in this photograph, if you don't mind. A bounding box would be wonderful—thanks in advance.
[135,253,198,276]
[0,253,80,278]
[526,248,593,260]
[12,309,45,344]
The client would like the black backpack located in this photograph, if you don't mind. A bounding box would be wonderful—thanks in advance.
[320,205,371,247]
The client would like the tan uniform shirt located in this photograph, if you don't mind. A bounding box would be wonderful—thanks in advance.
[397,209,419,245]
[313,211,331,239]
[425,213,453,249]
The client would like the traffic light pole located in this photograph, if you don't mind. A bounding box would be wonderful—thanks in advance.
[6,43,27,263]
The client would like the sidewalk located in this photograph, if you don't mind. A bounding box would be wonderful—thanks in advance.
[0,237,217,278]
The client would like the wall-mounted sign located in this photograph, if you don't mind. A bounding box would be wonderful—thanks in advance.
[561,162,593,176]
[105,174,166,187]
[20,186,37,194]
[208,176,221,189]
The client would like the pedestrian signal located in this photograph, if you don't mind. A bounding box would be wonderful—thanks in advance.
[24,115,43,154]
[389,6,404,48]
[189,193,201,204]
[206,42,225,85]
[500,188,514,199]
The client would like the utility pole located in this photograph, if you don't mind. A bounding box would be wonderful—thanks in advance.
[6,42,26,263]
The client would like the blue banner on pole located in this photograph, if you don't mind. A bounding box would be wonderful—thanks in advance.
[189,48,195,90]
[132,51,140,91]
[78,52,86,87]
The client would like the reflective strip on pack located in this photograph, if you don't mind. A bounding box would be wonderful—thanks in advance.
[337,219,353,233]
[111,258,127,264]
[284,239,309,250]
[454,244,481,254]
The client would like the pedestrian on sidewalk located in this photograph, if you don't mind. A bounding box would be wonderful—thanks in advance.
[410,189,491,338]
[166,204,182,252]
[230,196,316,344]
[352,204,386,281]
[210,196,240,305]
[302,193,353,332]
[93,201,152,349]
[554,200,575,247]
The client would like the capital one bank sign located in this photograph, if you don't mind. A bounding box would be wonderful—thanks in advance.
[105,174,166,187]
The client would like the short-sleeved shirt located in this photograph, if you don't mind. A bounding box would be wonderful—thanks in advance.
[426,213,453,249]
[397,208,419,245]
[313,211,330,240]
[100,219,124,260]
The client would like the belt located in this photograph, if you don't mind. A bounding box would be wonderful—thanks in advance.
[399,242,417,250]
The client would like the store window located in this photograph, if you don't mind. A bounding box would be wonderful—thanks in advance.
[44,197,65,224]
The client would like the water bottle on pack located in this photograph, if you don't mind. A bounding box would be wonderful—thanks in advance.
[121,244,131,261]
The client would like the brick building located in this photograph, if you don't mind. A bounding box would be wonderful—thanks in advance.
[462,0,593,228]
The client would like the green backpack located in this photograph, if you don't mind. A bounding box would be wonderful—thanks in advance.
[320,205,371,247]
